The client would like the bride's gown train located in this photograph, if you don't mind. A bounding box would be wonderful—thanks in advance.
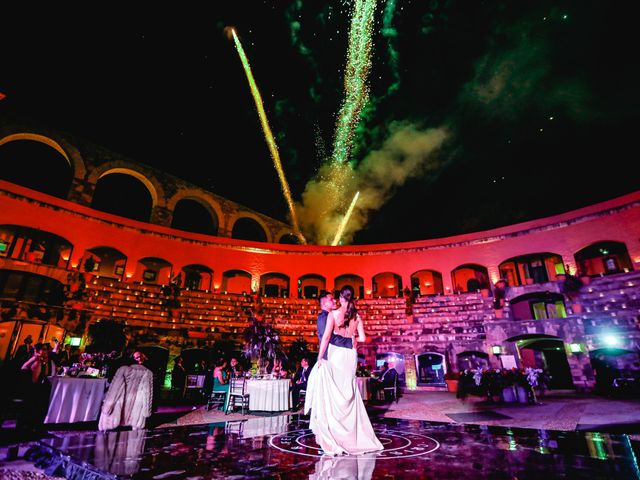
[304,341,383,456]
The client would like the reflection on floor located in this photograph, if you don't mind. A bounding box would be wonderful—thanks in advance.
[32,415,640,479]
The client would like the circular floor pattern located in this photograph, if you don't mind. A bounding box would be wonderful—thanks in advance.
[269,428,440,459]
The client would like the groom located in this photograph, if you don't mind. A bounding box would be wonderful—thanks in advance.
[316,290,337,359]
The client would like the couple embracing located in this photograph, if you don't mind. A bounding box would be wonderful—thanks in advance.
[304,285,383,456]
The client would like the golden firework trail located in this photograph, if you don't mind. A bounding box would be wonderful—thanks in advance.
[331,191,360,246]
[231,29,306,244]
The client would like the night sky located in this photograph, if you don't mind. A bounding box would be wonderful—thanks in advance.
[1,1,638,244]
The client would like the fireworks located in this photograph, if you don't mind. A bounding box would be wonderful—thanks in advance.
[230,28,306,244]
[331,191,360,246]
[331,0,378,166]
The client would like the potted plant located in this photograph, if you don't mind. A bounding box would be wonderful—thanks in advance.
[444,371,459,393]
[243,309,283,374]
[561,273,584,314]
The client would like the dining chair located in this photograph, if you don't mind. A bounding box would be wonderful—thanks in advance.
[225,378,250,415]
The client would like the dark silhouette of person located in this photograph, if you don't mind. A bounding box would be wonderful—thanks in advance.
[291,357,311,409]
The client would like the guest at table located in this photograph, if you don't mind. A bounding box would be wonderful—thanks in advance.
[356,362,371,377]
[267,357,287,379]
[13,335,34,366]
[370,361,398,400]
[291,357,310,410]
[171,355,187,401]
[212,358,230,410]
[228,356,244,379]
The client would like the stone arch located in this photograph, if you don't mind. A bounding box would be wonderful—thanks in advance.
[231,215,270,243]
[410,269,444,295]
[91,171,155,222]
[88,164,163,208]
[372,272,403,298]
[499,252,565,286]
[451,263,490,293]
[298,274,326,298]
[279,232,302,244]
[334,274,364,299]
[222,269,252,294]
[509,292,567,321]
[574,240,633,276]
[84,246,128,279]
[0,133,77,198]
[166,189,223,235]
[260,272,290,298]
[0,224,73,268]
[0,132,86,180]
[171,198,219,236]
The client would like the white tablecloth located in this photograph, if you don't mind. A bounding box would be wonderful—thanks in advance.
[247,379,290,411]
[356,377,371,400]
[45,376,107,424]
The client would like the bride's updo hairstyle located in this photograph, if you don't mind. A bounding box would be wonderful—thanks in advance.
[339,285,357,326]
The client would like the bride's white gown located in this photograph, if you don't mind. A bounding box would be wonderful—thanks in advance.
[304,340,383,456]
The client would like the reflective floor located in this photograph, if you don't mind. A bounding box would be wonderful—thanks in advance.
[37,415,640,479]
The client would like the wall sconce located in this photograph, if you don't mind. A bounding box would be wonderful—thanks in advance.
[126,272,134,279]
[492,345,502,355]
[569,343,582,353]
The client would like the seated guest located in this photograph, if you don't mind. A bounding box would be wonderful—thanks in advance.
[370,361,398,399]
[291,357,310,410]
[228,357,243,379]
[356,362,371,377]
[267,357,287,378]
[13,335,34,367]
[212,358,230,410]
[171,355,187,401]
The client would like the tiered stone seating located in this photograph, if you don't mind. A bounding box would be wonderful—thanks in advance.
[361,293,494,351]
[575,272,640,338]
[258,297,319,344]
[178,289,254,334]
[84,277,169,327]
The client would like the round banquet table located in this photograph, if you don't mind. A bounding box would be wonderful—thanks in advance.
[246,378,291,411]
[45,376,107,424]
[356,376,371,400]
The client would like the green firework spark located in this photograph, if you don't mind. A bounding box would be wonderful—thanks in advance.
[331,0,378,166]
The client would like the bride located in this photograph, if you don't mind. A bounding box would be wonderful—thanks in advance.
[304,285,383,456]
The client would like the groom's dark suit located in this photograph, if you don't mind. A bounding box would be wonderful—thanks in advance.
[317,310,352,360]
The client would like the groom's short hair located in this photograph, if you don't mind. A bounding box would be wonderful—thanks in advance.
[318,290,332,305]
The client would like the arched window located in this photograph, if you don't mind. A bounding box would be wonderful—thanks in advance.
[451,264,489,293]
[83,246,127,279]
[298,274,326,299]
[334,274,364,299]
[415,352,445,386]
[260,273,290,298]
[510,292,567,320]
[410,270,444,296]
[171,199,218,236]
[0,139,72,198]
[222,270,252,294]
[499,252,565,286]
[574,241,633,277]
[0,225,72,268]
[91,173,153,222]
[232,217,267,242]
[135,257,172,284]
[279,233,301,244]
[372,272,402,298]
[181,264,214,291]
